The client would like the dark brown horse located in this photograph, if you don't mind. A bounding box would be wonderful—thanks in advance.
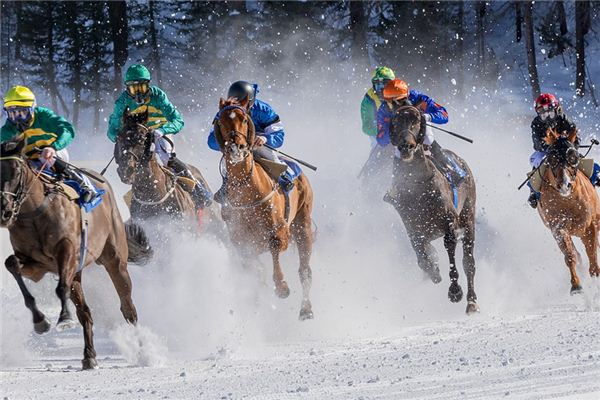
[115,109,222,234]
[386,105,479,314]
[537,128,600,293]
[213,98,315,320]
[0,138,152,369]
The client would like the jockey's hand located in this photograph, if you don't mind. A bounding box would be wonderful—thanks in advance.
[151,129,164,140]
[423,114,432,122]
[41,147,57,166]
[254,136,267,147]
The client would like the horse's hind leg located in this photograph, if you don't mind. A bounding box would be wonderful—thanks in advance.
[582,224,600,278]
[55,239,78,331]
[444,229,463,303]
[291,212,314,320]
[552,230,582,294]
[410,238,442,284]
[70,272,98,370]
[4,255,51,334]
[462,219,479,314]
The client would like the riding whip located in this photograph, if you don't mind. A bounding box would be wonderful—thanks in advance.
[426,124,474,144]
[518,155,548,191]
[100,156,115,175]
[264,144,318,171]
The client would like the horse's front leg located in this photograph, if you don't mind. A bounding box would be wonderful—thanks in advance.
[55,238,78,331]
[582,223,600,278]
[444,228,463,303]
[410,236,441,284]
[552,229,582,294]
[4,255,51,334]
[270,234,290,299]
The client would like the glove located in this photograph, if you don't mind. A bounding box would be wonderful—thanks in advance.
[424,114,432,123]
[152,129,164,140]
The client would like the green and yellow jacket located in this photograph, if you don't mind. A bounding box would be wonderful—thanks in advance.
[360,88,383,137]
[0,106,75,157]
[107,86,184,143]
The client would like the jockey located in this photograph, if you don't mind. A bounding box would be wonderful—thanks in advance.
[376,79,466,182]
[107,64,212,209]
[208,81,295,203]
[361,66,395,146]
[1,85,97,203]
[527,93,600,208]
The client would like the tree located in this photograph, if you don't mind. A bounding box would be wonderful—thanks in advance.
[108,1,129,96]
[349,1,369,69]
[575,0,591,97]
[523,1,540,101]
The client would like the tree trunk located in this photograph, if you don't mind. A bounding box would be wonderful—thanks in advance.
[66,2,82,127]
[575,0,590,97]
[557,1,568,36]
[14,1,22,60]
[148,1,162,86]
[456,2,465,99]
[524,1,541,100]
[108,1,129,95]
[46,2,59,112]
[515,2,522,43]
[476,1,486,75]
[349,1,368,69]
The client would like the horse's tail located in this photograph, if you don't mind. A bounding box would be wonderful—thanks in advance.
[125,221,153,265]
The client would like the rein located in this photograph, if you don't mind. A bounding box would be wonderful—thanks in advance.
[540,160,578,194]
[0,156,51,221]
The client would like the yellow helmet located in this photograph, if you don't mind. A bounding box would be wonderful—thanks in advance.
[4,85,36,108]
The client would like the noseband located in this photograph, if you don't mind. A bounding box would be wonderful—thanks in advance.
[217,105,253,161]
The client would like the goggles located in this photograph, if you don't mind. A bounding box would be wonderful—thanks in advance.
[536,105,557,121]
[4,106,33,123]
[372,79,390,93]
[126,81,150,97]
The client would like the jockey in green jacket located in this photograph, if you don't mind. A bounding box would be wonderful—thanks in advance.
[107,64,211,208]
[360,66,395,147]
[1,85,96,202]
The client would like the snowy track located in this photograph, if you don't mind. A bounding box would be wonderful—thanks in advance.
[2,304,599,400]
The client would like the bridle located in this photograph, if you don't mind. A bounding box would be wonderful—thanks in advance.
[392,105,423,151]
[216,105,254,163]
[542,141,579,194]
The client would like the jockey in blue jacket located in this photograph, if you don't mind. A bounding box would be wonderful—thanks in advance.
[208,81,295,203]
[377,79,466,188]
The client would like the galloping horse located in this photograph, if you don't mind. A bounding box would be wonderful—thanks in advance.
[213,98,315,320]
[0,138,152,369]
[115,109,221,232]
[536,129,600,293]
[386,105,479,314]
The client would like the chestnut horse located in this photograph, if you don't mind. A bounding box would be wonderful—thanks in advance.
[387,105,479,314]
[115,109,223,235]
[1,138,152,369]
[537,128,600,294]
[213,98,315,320]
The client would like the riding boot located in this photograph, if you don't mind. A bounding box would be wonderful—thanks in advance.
[430,141,466,184]
[278,171,295,192]
[592,163,600,187]
[54,158,96,203]
[383,157,401,204]
[213,179,228,205]
[167,156,213,209]
[526,181,540,209]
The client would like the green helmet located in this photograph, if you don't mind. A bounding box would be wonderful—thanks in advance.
[371,66,395,82]
[125,64,151,83]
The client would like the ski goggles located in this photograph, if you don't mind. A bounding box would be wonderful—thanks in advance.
[4,106,33,123]
[372,78,391,93]
[536,105,557,121]
[126,81,150,97]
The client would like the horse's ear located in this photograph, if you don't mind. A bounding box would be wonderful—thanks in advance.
[219,98,226,109]
[239,97,249,109]
[247,117,256,147]
[567,128,578,143]
[544,127,559,146]
[418,112,427,143]
[1,135,25,157]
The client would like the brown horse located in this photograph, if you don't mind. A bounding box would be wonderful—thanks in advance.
[115,109,223,235]
[213,98,315,320]
[536,129,600,294]
[0,138,152,370]
[386,105,479,314]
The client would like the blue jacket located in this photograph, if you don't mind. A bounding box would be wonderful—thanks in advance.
[208,97,285,151]
[376,89,448,147]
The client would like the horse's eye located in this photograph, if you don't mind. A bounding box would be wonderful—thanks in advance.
[243,119,247,125]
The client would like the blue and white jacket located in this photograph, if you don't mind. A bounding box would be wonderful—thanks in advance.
[208,89,285,151]
[376,89,448,147]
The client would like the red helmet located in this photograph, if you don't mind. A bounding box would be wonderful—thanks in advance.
[535,93,559,112]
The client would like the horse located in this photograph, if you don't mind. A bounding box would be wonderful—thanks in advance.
[536,128,600,294]
[386,104,479,314]
[114,109,222,234]
[213,98,315,320]
[0,138,152,370]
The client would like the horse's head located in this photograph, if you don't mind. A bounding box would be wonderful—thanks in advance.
[545,128,579,197]
[213,97,255,165]
[115,108,154,184]
[389,104,426,161]
[0,138,27,227]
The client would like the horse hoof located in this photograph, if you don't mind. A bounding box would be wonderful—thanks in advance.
[275,282,290,299]
[466,301,480,315]
[570,286,583,296]
[299,308,314,321]
[82,358,99,370]
[430,271,442,284]
[448,284,463,303]
[33,317,51,335]
[56,318,78,332]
